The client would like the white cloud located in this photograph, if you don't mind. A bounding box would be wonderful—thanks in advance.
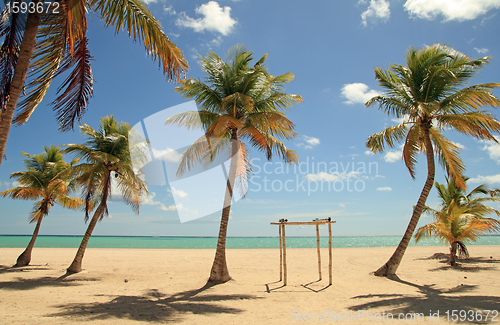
[474,47,489,54]
[141,192,161,206]
[365,150,375,155]
[384,151,401,163]
[159,203,182,211]
[152,148,182,163]
[176,1,237,35]
[169,187,188,199]
[141,0,158,4]
[164,5,177,15]
[376,186,393,191]
[469,174,500,184]
[481,136,500,163]
[391,114,411,124]
[341,83,381,105]
[305,171,363,182]
[404,0,500,21]
[452,141,465,149]
[297,135,320,149]
[360,0,391,26]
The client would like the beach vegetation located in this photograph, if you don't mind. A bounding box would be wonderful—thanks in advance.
[0,0,188,166]
[366,44,500,276]
[63,116,147,273]
[415,178,500,265]
[166,44,302,283]
[0,145,83,266]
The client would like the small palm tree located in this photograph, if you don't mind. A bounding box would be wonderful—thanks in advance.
[0,0,188,165]
[64,116,147,273]
[167,45,302,283]
[366,44,500,276]
[415,178,500,265]
[0,145,83,266]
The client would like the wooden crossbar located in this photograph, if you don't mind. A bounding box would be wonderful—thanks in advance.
[271,218,335,286]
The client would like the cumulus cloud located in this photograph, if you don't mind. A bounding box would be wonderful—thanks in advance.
[164,5,177,15]
[297,135,320,149]
[159,203,184,211]
[341,83,381,105]
[305,171,363,182]
[141,192,161,206]
[176,1,237,35]
[152,148,182,163]
[376,186,393,191]
[474,47,489,54]
[384,151,401,163]
[404,0,500,21]
[359,0,391,26]
[469,174,500,184]
[141,0,159,4]
[169,187,188,199]
[481,136,500,163]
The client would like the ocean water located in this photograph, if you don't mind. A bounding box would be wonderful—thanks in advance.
[1,235,499,249]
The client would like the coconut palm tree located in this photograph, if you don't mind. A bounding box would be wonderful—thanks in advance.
[366,44,500,276]
[415,178,500,265]
[64,116,147,273]
[0,0,188,166]
[166,45,302,283]
[0,145,83,266]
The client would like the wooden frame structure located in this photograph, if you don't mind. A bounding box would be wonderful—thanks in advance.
[270,218,336,286]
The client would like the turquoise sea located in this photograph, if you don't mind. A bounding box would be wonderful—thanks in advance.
[1,235,500,249]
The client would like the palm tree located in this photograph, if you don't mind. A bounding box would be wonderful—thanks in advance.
[415,178,500,265]
[0,0,188,166]
[0,145,83,266]
[366,44,500,276]
[64,116,147,273]
[166,45,302,283]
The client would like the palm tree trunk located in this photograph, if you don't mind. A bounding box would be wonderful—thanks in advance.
[0,3,42,166]
[209,135,239,283]
[449,242,457,266]
[67,173,110,274]
[15,214,44,267]
[374,127,435,276]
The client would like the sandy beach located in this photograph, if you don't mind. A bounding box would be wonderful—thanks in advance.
[0,245,499,324]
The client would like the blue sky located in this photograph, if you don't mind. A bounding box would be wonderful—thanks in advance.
[2,0,500,238]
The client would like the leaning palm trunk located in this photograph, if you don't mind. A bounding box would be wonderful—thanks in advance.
[67,174,110,274]
[375,127,435,276]
[0,2,42,165]
[209,135,239,283]
[15,214,44,267]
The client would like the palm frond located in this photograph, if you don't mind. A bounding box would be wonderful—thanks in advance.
[91,0,188,80]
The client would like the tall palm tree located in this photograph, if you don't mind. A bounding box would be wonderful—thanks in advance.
[64,116,147,273]
[366,44,500,276]
[0,145,83,266]
[415,178,500,265]
[0,0,188,166]
[166,45,302,283]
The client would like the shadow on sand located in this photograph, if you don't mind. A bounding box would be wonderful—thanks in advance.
[49,281,261,323]
[349,275,500,324]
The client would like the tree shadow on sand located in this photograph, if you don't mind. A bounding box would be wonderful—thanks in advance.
[417,253,500,273]
[349,276,500,324]
[0,264,51,275]
[0,272,100,290]
[49,281,261,323]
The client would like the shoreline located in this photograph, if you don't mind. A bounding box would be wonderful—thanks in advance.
[1,246,499,324]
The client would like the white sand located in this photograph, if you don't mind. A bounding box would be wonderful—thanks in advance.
[0,246,499,324]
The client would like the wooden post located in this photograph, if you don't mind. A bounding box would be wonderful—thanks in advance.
[328,222,332,285]
[282,223,287,286]
[316,224,322,280]
[279,223,283,281]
